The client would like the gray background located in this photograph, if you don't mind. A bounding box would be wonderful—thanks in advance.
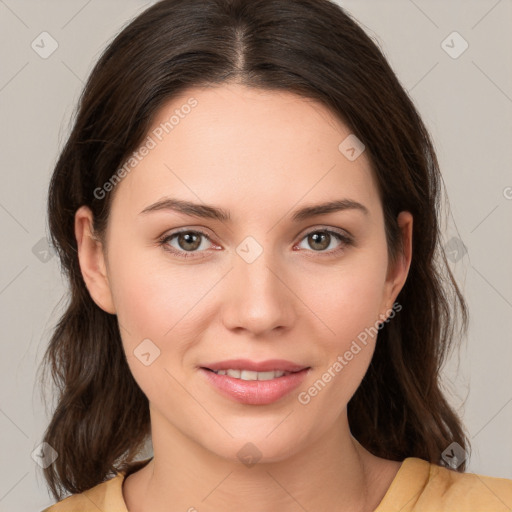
[0,0,511,510]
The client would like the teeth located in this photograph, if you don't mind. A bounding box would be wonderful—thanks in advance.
[213,369,290,380]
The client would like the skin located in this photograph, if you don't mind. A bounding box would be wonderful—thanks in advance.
[75,83,413,512]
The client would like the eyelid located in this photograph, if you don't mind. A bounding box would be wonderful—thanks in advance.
[161,224,353,242]
[295,224,353,241]
[292,226,353,256]
[157,227,217,259]
[158,225,354,259]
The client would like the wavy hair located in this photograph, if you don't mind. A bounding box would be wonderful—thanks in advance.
[39,0,470,501]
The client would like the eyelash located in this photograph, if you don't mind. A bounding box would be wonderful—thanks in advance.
[157,227,353,260]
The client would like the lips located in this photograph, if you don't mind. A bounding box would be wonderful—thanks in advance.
[201,358,308,373]
[200,367,310,405]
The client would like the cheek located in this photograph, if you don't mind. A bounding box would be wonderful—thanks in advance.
[106,245,224,379]
[108,232,389,359]
[296,292,379,428]
[108,242,208,335]
[298,252,389,346]
[108,259,203,407]
[293,248,388,407]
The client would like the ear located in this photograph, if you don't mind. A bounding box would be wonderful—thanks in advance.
[74,205,116,314]
[379,211,413,319]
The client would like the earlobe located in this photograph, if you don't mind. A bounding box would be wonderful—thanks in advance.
[74,206,116,314]
[381,211,413,318]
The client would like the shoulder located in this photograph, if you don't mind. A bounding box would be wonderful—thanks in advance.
[422,461,512,511]
[377,457,512,512]
[40,473,128,512]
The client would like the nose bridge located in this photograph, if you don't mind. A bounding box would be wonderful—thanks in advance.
[236,249,279,295]
[223,236,295,334]
[235,239,284,302]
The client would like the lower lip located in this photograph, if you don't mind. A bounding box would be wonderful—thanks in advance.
[200,367,310,405]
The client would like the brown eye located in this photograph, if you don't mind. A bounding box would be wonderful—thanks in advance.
[296,228,353,256]
[307,232,331,251]
[159,229,213,259]
[176,232,202,251]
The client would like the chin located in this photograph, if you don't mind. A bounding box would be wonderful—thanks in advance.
[195,422,312,466]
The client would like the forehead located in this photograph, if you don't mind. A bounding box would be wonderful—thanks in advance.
[108,83,380,221]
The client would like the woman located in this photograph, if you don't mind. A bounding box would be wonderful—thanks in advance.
[39,0,512,511]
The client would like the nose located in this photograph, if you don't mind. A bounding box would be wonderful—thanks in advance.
[221,249,296,337]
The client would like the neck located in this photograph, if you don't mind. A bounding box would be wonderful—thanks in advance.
[123,407,396,512]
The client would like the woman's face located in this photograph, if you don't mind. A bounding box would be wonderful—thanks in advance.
[77,83,412,463]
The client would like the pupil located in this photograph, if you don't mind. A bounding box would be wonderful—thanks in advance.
[310,232,329,250]
[179,232,200,251]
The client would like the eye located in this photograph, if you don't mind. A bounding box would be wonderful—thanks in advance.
[158,229,215,259]
[158,227,353,260]
[295,228,353,256]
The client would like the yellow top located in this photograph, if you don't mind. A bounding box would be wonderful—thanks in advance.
[41,457,512,511]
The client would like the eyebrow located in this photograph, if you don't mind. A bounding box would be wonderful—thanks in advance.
[139,197,369,222]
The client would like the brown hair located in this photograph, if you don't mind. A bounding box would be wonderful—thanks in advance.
[39,0,470,501]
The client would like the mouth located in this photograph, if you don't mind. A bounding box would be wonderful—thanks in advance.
[201,358,309,374]
[201,367,304,381]
[199,359,311,405]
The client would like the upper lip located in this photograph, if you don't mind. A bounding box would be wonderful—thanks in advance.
[201,359,309,373]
